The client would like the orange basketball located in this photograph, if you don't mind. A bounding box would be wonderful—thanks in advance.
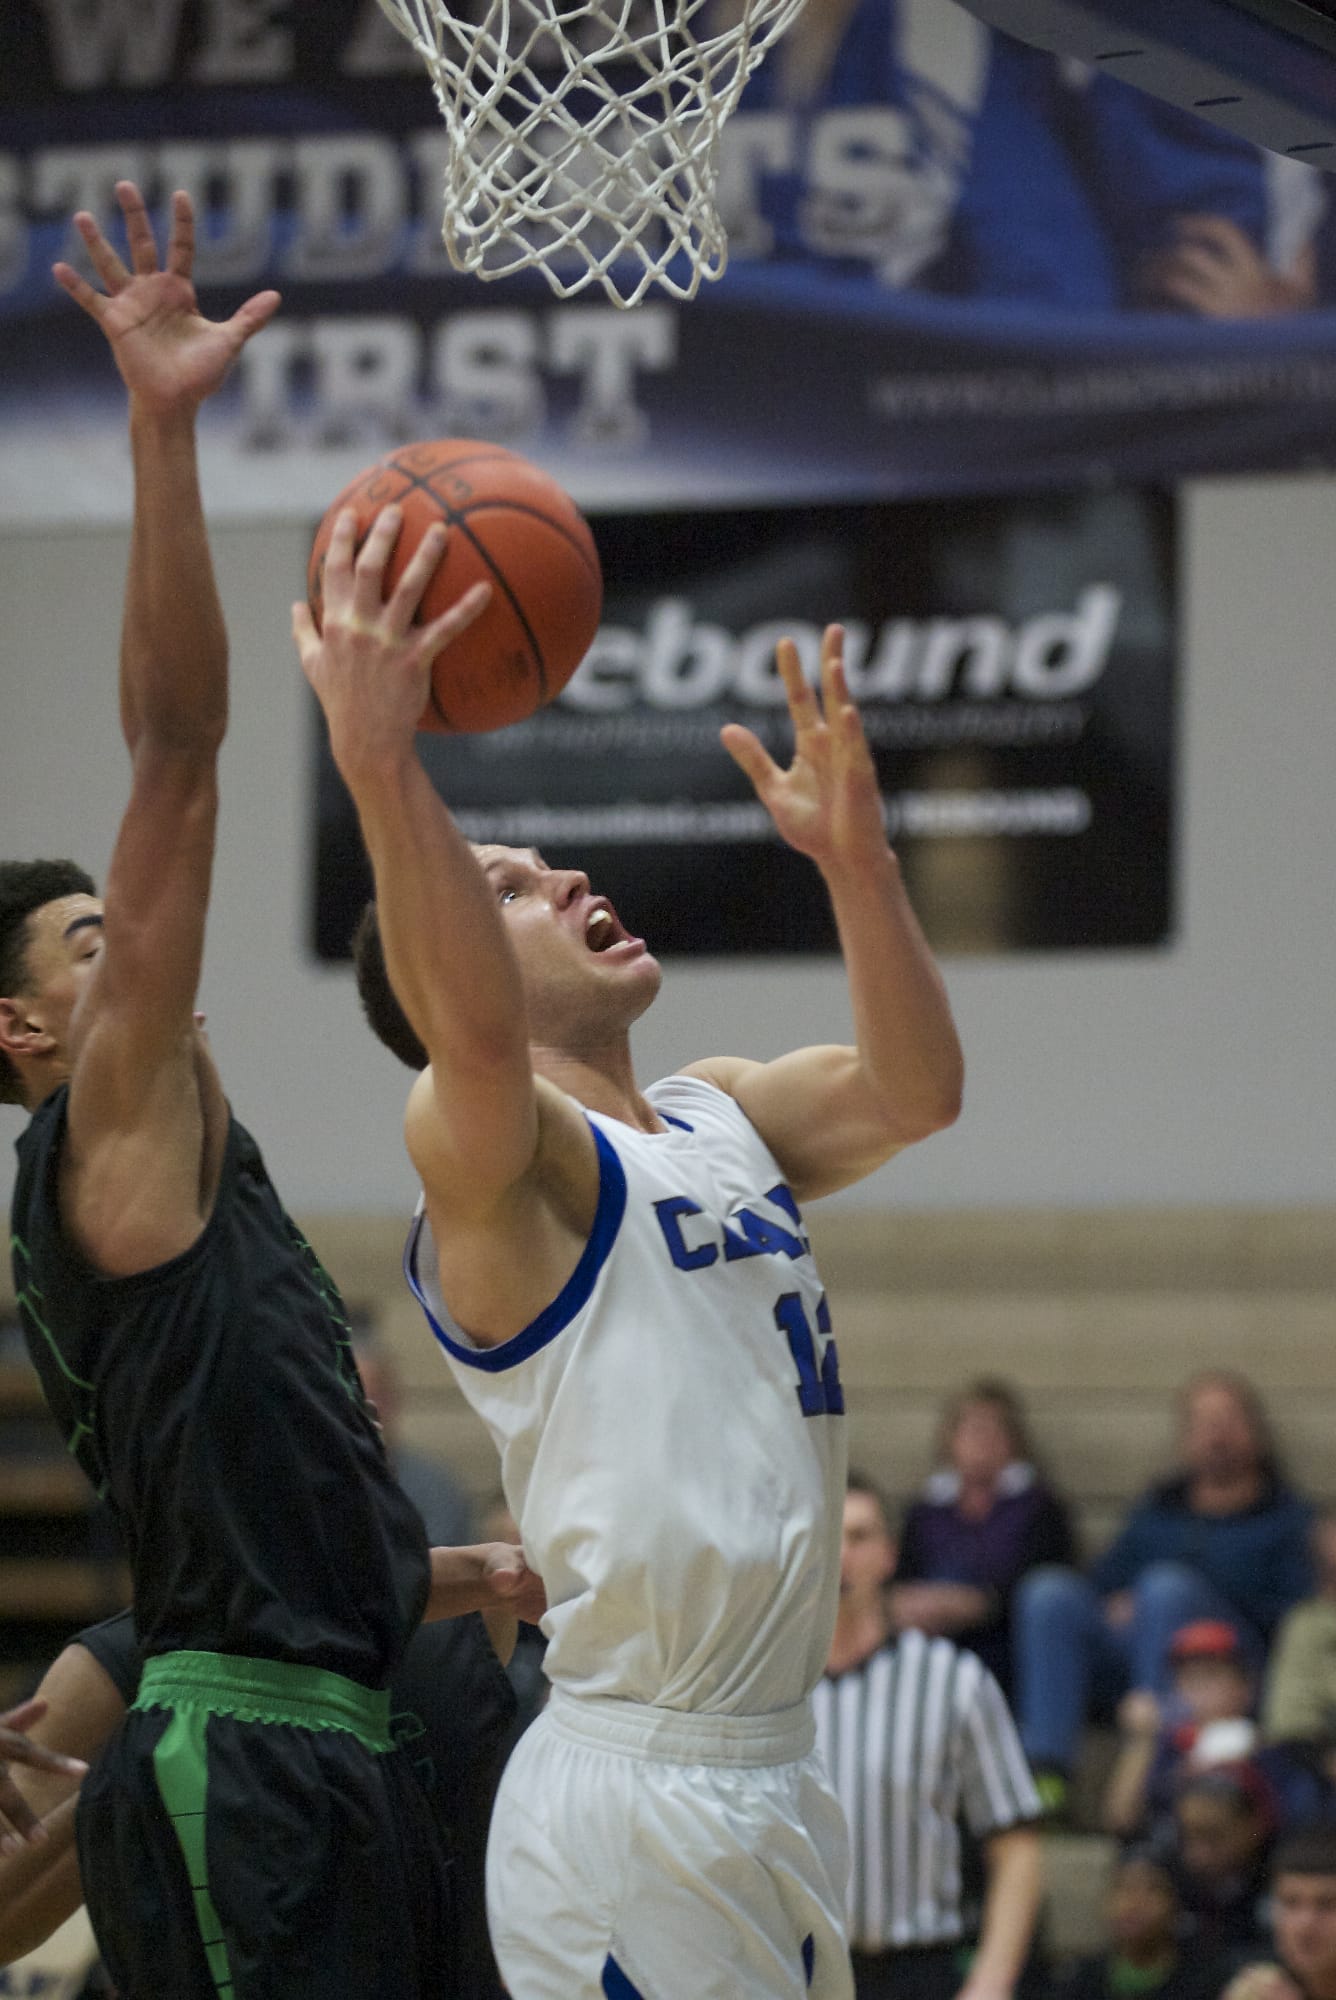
[307,439,602,734]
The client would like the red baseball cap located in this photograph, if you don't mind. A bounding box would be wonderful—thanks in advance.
[1169,1618,1245,1664]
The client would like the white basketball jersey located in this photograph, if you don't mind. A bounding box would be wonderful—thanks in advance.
[406,1074,847,1715]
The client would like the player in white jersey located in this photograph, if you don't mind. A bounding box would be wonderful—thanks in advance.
[294,508,965,2000]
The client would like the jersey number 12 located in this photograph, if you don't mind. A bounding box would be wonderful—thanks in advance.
[774,1292,844,1417]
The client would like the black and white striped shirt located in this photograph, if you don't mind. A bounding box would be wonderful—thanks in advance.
[812,1630,1041,1953]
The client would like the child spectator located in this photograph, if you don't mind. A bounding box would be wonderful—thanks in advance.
[1222,1823,1336,2000]
[1054,1844,1232,2000]
[1106,1621,1258,1839]
[1172,1765,1278,1960]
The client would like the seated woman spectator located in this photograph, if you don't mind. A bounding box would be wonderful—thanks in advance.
[889,1378,1074,1691]
[1054,1843,1232,2000]
[1012,1372,1314,1814]
[1172,1764,1279,1961]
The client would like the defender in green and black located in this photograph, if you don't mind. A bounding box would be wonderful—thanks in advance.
[0,185,511,1998]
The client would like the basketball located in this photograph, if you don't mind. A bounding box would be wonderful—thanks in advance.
[306,439,602,734]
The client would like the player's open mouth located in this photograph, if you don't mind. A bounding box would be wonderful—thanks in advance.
[585,906,618,951]
[584,904,635,954]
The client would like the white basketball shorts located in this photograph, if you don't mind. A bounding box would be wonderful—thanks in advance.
[486,1689,853,1999]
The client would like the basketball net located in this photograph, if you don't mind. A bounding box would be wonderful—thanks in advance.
[376,0,809,307]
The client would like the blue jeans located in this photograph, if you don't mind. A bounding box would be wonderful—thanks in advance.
[1011,1561,1263,1773]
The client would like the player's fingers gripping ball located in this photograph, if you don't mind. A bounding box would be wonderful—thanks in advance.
[308,439,603,734]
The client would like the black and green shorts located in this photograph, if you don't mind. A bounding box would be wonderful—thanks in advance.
[77,1650,450,2000]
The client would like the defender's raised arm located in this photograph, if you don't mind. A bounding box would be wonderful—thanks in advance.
[45,184,278,1273]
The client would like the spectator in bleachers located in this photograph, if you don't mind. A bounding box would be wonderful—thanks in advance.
[1264,1509,1336,1749]
[1105,1621,1259,1840]
[1013,1373,1314,1816]
[1171,1765,1278,1961]
[1052,1842,1230,2000]
[720,0,1326,315]
[1226,1825,1336,2000]
[1242,1514,1336,1834]
[891,1378,1075,1693]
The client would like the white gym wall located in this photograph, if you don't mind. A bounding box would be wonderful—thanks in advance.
[1,470,1333,1218]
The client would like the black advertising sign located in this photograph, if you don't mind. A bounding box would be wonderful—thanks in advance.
[313,485,1176,958]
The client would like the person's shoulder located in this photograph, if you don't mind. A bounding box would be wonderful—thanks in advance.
[654,1062,754,1103]
[1052,1952,1110,2000]
[1139,1475,1192,1515]
[892,1626,978,1681]
[906,1471,955,1519]
[12,1082,69,1160]
[647,1067,769,1138]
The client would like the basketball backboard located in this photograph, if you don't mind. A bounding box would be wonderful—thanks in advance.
[954,0,1336,164]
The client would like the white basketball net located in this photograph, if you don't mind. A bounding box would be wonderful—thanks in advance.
[376,0,808,307]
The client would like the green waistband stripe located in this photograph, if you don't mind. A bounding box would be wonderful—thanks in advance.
[135,1650,393,1753]
[152,1705,235,2000]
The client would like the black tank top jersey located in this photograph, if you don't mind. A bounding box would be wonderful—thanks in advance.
[10,1088,429,1684]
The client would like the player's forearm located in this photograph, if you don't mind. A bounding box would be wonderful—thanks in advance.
[425,1546,502,1622]
[340,749,528,1075]
[967,1828,1043,1998]
[120,403,228,755]
[822,845,963,1142]
[423,1542,545,1626]
[0,1796,81,1966]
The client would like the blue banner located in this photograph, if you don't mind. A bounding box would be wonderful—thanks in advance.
[3,0,1336,520]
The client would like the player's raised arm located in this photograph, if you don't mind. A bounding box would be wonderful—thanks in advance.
[292,508,538,1210]
[50,183,278,1263]
[701,624,964,1200]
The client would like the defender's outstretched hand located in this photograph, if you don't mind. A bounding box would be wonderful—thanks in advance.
[721,625,887,870]
[0,1699,88,1855]
[53,181,279,411]
[292,504,491,773]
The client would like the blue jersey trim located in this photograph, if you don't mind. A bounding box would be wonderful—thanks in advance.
[403,1120,628,1375]
[601,1955,646,1999]
[659,1112,694,1131]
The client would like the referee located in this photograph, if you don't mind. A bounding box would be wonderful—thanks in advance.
[815,1472,1045,2000]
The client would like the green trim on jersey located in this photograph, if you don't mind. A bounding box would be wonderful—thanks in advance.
[283,1219,362,1404]
[135,1649,394,1752]
[151,1705,235,1999]
[10,1230,102,1487]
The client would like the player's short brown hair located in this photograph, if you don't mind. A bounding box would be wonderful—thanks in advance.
[350,901,428,1072]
